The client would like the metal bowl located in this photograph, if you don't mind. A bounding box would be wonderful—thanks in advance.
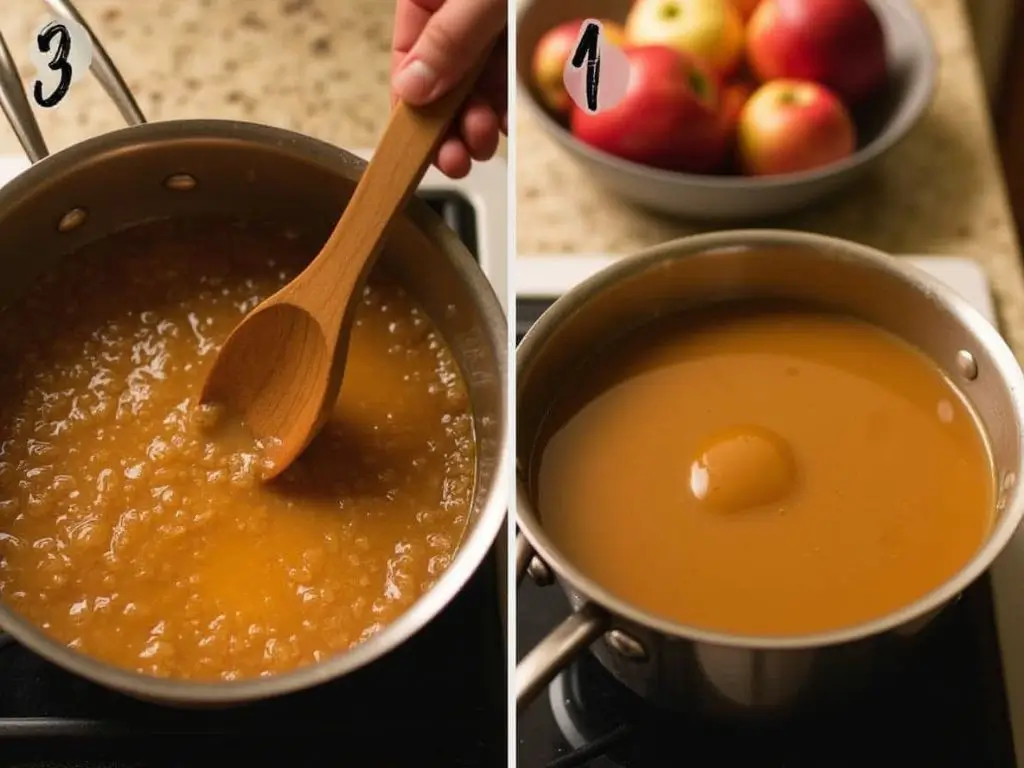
[515,0,937,221]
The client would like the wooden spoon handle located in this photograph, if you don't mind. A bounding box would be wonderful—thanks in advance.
[305,42,498,325]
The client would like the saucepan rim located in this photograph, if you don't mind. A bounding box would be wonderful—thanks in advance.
[516,229,1024,651]
[0,119,510,703]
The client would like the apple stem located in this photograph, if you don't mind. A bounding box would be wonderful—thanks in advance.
[776,90,799,106]
[689,70,708,100]
[659,3,681,20]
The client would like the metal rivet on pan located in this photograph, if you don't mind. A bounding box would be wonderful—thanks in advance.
[526,556,553,587]
[605,629,648,662]
[164,173,197,191]
[956,350,978,381]
[57,208,87,233]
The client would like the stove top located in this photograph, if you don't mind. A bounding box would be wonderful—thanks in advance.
[518,578,1011,767]
[0,160,509,767]
[515,254,1024,768]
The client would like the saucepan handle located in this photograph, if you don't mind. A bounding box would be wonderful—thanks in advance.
[515,533,610,713]
[0,0,144,164]
[515,530,535,585]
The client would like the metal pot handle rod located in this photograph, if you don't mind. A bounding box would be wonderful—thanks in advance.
[515,531,610,713]
[0,0,142,648]
[0,0,144,164]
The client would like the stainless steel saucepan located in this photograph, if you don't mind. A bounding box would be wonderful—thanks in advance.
[0,0,508,706]
[516,230,1024,716]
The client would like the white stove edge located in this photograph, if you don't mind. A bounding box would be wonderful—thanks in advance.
[0,152,508,314]
[518,251,1023,763]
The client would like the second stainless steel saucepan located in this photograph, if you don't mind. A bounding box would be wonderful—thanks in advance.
[0,1,508,706]
[515,230,1024,717]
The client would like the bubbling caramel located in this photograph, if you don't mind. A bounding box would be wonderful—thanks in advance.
[0,218,475,680]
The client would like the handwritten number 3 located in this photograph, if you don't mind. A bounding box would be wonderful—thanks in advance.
[33,23,73,109]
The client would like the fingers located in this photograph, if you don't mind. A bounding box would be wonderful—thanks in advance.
[391,0,440,57]
[477,32,508,129]
[391,0,440,107]
[460,98,500,161]
[433,39,506,178]
[436,136,472,179]
[432,91,500,178]
[390,1,507,179]
[392,0,506,105]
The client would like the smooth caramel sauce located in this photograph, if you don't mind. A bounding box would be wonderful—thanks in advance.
[534,304,994,636]
[0,218,475,679]
[689,425,797,513]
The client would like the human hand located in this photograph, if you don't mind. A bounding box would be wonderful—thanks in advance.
[391,0,507,179]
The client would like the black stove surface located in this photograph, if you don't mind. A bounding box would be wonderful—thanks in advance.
[0,192,506,768]
[516,298,1017,768]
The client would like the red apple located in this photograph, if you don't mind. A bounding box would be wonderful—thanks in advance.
[719,80,755,138]
[715,81,754,173]
[737,79,856,176]
[730,0,763,21]
[625,0,745,77]
[746,0,887,104]
[532,19,627,116]
[571,46,728,174]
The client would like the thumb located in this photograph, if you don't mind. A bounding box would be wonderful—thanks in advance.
[393,0,504,106]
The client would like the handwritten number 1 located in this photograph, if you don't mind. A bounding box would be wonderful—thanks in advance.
[570,22,601,113]
[33,23,73,109]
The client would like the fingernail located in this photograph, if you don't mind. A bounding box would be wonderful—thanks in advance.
[393,60,437,104]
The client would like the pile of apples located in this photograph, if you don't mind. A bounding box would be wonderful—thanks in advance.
[530,0,889,177]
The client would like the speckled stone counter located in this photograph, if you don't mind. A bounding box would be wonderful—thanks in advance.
[0,0,401,152]
[516,0,1024,357]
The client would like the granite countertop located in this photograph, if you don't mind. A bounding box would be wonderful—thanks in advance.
[0,0,508,155]
[0,0,402,153]
[516,0,1024,356]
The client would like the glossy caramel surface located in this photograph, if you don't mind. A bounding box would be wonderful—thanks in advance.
[0,219,475,679]
[534,305,993,636]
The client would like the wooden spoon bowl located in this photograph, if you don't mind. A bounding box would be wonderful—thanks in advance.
[201,48,496,477]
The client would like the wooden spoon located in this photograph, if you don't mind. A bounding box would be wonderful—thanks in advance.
[200,50,495,479]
